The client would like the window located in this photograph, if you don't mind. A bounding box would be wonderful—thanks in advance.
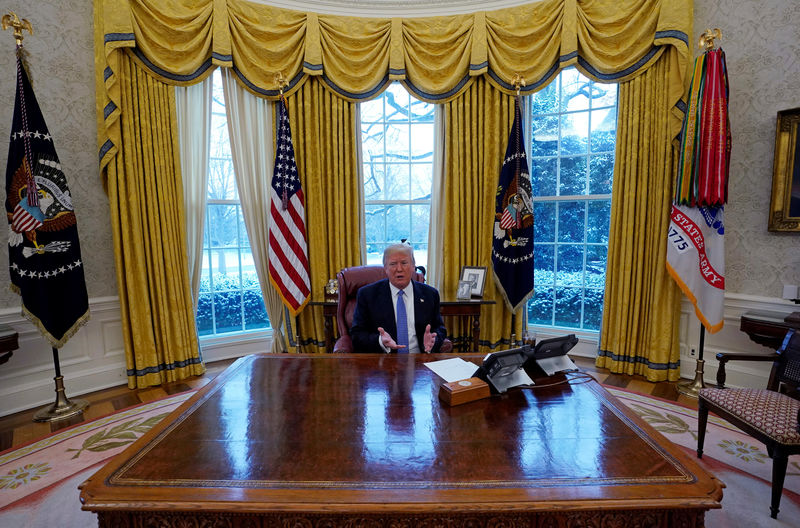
[196,70,269,336]
[526,68,618,331]
[360,84,435,266]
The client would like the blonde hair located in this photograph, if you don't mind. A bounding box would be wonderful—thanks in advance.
[382,243,415,266]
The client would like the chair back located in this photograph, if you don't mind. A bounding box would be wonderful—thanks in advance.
[335,265,424,340]
[776,329,800,395]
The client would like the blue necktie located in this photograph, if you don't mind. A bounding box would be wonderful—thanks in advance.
[396,290,409,352]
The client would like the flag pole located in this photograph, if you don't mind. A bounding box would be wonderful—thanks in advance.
[33,347,89,422]
[677,323,707,398]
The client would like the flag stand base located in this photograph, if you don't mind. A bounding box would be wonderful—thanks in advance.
[33,375,89,422]
[676,358,706,399]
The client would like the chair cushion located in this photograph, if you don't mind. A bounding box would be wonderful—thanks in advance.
[700,387,800,445]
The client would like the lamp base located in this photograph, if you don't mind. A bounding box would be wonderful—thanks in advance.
[676,358,707,399]
[33,375,89,422]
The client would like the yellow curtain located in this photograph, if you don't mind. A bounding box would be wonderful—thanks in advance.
[285,78,362,352]
[596,53,683,381]
[95,0,691,108]
[94,0,693,361]
[106,52,204,388]
[441,79,523,350]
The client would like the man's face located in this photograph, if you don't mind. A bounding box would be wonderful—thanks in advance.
[384,250,414,289]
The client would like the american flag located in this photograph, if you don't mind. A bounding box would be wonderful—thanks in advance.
[268,97,310,315]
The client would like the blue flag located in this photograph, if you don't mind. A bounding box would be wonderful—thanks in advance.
[491,98,534,312]
[5,55,89,347]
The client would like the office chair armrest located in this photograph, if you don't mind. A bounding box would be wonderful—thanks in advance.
[333,335,353,354]
[714,351,779,388]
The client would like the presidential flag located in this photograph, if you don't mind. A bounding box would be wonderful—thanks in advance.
[268,96,310,315]
[5,56,89,347]
[492,98,534,312]
[667,46,730,333]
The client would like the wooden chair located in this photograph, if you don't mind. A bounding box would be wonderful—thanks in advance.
[332,265,452,354]
[697,328,800,519]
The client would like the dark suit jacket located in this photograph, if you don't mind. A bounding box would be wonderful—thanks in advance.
[350,279,447,353]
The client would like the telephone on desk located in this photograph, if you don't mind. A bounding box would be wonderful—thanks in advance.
[477,334,579,393]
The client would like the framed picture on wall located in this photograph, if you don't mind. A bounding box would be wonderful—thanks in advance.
[459,266,487,298]
[769,107,800,232]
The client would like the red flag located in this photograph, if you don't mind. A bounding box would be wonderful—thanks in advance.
[268,97,310,315]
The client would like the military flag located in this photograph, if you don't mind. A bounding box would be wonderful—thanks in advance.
[5,56,89,347]
[667,45,730,333]
[492,98,534,312]
[268,96,310,315]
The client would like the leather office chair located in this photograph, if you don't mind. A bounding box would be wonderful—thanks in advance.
[333,265,452,354]
[697,328,800,519]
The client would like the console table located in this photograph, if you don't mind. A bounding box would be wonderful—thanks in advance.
[0,325,19,366]
[311,298,495,353]
[740,310,800,350]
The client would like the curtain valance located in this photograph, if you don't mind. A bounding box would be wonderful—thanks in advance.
[95,0,691,176]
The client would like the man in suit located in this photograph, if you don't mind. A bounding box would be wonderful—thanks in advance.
[351,243,447,353]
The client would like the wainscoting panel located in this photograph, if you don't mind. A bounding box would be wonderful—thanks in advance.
[0,297,270,418]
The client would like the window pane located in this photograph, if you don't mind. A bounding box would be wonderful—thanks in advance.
[534,202,556,243]
[534,243,554,274]
[588,154,614,195]
[587,201,611,243]
[410,204,430,246]
[557,202,586,243]
[530,115,558,158]
[386,204,411,242]
[528,286,554,326]
[531,157,557,197]
[410,123,434,157]
[243,289,269,330]
[556,244,584,286]
[554,286,581,328]
[364,204,385,244]
[530,82,558,114]
[385,164,410,200]
[560,113,588,156]
[559,156,587,196]
[363,162,383,200]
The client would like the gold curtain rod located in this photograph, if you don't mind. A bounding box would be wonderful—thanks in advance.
[698,28,722,51]
[2,12,33,46]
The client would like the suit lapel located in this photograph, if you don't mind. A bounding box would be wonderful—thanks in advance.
[380,280,398,337]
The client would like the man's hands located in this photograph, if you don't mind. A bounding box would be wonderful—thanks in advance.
[423,324,436,353]
[378,325,438,352]
[378,327,405,350]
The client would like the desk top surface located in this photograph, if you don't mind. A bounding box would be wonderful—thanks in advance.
[81,354,721,513]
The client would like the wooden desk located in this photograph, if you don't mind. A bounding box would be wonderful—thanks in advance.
[740,310,800,350]
[80,354,722,527]
[440,298,495,352]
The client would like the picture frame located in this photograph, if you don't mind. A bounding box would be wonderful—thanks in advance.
[456,280,472,300]
[768,107,800,232]
[459,266,487,298]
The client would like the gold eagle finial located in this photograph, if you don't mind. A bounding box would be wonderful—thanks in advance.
[2,12,33,46]
[698,28,722,51]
